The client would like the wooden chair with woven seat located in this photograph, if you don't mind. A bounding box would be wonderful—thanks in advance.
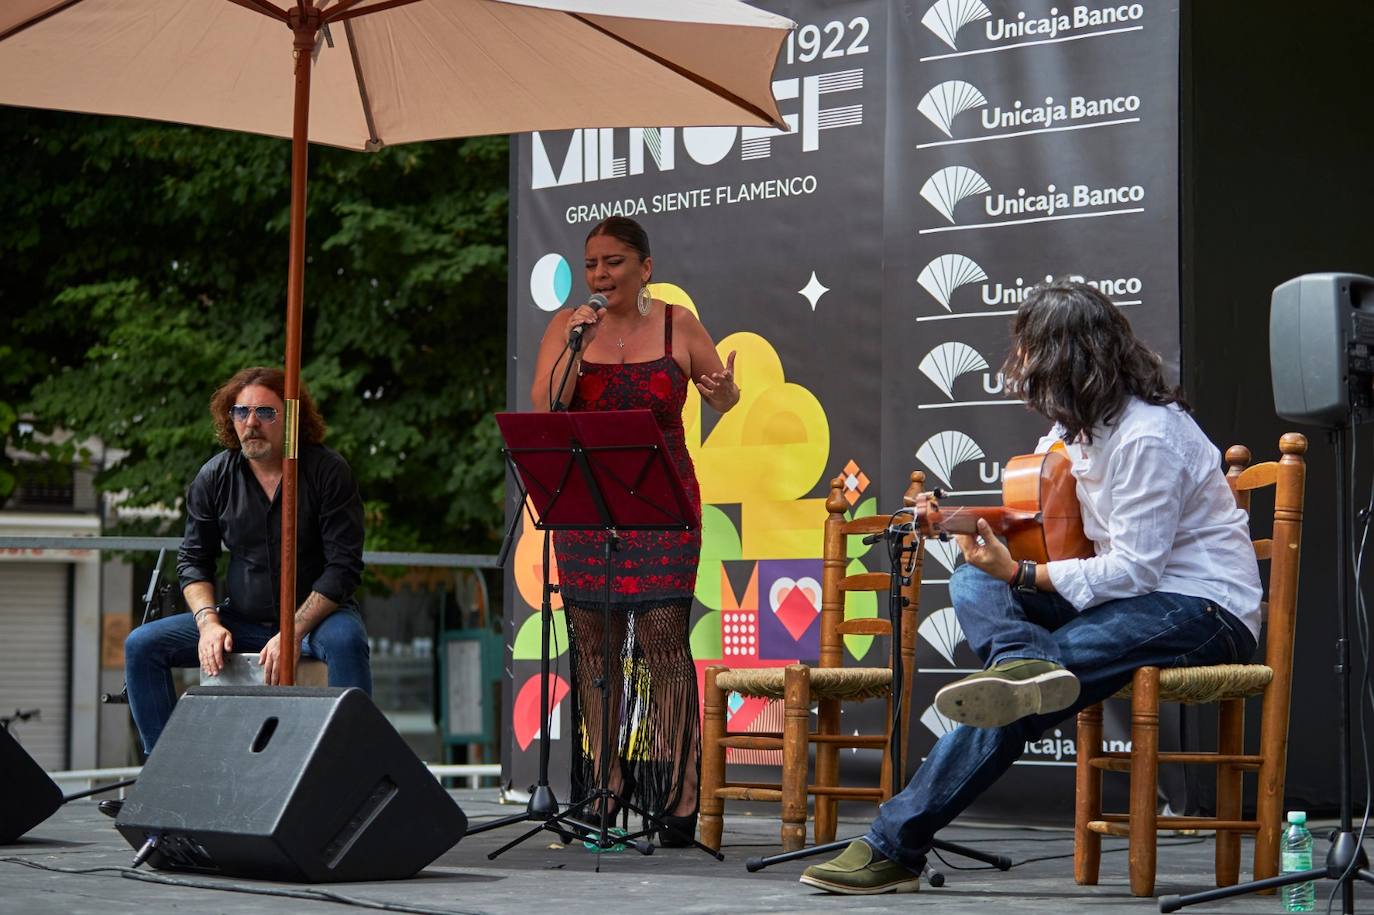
[1073,432,1307,897]
[699,471,924,852]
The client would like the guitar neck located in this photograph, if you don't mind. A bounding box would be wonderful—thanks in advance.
[928,506,1039,538]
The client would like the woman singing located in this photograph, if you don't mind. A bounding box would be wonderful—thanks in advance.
[530,216,740,846]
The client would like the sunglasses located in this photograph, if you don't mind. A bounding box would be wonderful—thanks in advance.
[230,405,280,424]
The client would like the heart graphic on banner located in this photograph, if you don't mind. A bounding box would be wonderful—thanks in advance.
[768,576,821,642]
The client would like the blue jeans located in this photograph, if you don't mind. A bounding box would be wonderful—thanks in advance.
[124,606,372,754]
[865,563,1256,873]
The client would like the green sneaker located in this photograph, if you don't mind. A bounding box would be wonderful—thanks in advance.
[799,840,920,895]
[935,658,1080,728]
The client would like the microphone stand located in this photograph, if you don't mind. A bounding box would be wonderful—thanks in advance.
[470,330,647,856]
[496,327,589,569]
[102,548,171,706]
[746,515,1011,880]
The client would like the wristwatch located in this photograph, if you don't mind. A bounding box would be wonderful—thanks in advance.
[1013,559,1038,593]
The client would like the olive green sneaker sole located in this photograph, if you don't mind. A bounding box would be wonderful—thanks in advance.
[798,871,921,895]
[935,667,1080,728]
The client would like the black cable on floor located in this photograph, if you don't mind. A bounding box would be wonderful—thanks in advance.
[0,856,487,915]
[930,835,1207,871]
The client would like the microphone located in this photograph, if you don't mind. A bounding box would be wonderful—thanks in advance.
[568,293,609,351]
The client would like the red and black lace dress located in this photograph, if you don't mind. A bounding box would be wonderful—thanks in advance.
[554,303,703,824]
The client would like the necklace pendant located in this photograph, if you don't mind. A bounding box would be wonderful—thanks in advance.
[616,337,625,349]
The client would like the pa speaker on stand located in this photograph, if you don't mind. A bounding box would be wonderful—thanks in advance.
[1162,272,1374,912]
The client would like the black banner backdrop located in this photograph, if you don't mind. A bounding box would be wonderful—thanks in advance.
[505,0,1178,823]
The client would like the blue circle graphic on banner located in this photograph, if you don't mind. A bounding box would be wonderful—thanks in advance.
[531,253,573,311]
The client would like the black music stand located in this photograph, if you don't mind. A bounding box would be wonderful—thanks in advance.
[480,409,721,869]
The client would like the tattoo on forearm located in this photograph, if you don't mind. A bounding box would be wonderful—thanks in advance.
[293,591,339,633]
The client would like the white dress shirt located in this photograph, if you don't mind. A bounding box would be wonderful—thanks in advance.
[1038,397,1264,640]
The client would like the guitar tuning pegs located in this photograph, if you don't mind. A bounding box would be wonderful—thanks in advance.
[931,487,947,500]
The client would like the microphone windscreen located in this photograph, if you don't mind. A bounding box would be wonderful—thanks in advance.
[587,293,609,311]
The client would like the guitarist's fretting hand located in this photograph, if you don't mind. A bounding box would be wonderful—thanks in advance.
[955,517,1019,584]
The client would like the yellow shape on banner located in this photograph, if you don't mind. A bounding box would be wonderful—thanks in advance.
[687,332,829,505]
[741,498,827,559]
[652,282,831,563]
[654,283,828,504]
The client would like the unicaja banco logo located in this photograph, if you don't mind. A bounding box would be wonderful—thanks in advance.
[918,254,988,309]
[920,166,991,223]
[922,0,992,50]
[921,168,1147,225]
[918,607,967,665]
[924,3,1146,53]
[923,538,961,576]
[919,342,990,399]
[915,430,985,489]
[917,80,988,137]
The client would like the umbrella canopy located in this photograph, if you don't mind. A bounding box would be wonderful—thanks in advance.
[0,0,791,682]
[0,0,790,149]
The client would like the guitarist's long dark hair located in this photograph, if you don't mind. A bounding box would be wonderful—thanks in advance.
[1002,279,1188,444]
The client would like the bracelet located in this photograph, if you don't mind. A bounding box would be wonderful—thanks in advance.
[194,605,219,623]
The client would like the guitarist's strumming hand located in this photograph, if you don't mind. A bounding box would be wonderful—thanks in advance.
[954,517,1019,584]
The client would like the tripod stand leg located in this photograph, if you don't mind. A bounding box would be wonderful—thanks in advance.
[929,838,1011,870]
[468,527,572,857]
[1158,866,1324,913]
[465,810,539,837]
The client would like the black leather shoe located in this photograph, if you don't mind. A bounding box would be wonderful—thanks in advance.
[98,799,123,819]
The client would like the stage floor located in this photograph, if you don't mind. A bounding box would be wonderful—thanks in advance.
[1,790,1359,914]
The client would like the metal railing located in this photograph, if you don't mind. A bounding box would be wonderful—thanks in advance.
[0,535,501,568]
[2,535,505,788]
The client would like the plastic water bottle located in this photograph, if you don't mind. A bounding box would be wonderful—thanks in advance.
[1280,810,1316,912]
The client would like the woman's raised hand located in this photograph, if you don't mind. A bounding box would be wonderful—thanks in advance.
[696,350,740,412]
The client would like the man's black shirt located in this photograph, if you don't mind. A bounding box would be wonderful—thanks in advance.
[177,444,365,624]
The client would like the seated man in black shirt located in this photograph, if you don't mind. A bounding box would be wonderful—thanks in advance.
[124,366,372,755]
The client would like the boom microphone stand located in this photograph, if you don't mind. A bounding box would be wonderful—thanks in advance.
[1161,419,1374,913]
[745,512,1011,881]
[101,548,173,706]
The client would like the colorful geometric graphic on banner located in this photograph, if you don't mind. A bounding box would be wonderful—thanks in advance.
[513,674,571,752]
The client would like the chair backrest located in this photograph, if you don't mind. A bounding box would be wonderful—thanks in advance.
[818,472,925,684]
[1222,433,1306,739]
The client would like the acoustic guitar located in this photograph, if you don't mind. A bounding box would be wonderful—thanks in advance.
[914,450,1095,563]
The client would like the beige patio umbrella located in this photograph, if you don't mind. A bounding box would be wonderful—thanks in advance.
[0,0,791,682]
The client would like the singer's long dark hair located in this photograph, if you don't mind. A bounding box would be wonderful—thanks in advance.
[587,216,651,271]
[1002,279,1187,444]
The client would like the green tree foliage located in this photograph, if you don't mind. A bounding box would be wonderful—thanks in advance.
[0,108,508,552]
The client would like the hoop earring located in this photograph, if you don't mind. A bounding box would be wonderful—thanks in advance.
[637,284,652,316]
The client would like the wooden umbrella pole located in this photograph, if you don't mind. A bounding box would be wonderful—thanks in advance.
[279,3,320,686]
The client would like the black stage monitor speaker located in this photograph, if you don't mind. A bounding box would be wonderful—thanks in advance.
[0,726,64,844]
[115,686,466,881]
[1270,272,1374,426]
